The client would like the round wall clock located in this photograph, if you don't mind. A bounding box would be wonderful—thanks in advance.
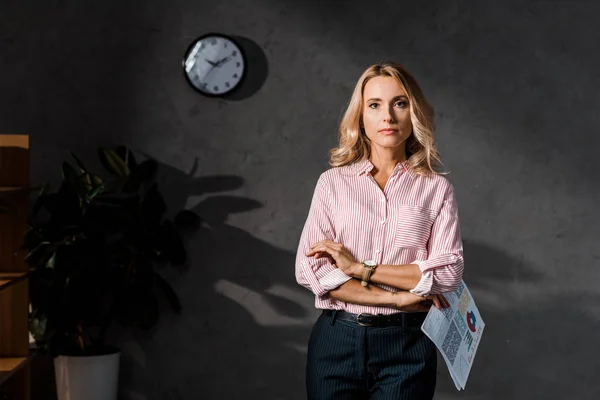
[183,33,247,96]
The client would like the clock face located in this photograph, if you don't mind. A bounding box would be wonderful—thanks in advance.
[184,34,245,96]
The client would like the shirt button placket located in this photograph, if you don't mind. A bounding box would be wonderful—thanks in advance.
[377,194,387,263]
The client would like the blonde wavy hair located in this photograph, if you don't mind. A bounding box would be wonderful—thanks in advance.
[329,61,446,176]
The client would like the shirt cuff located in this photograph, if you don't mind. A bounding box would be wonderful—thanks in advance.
[413,254,459,273]
[409,270,433,297]
[318,268,353,292]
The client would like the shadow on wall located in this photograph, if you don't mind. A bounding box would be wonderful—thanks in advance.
[435,240,600,400]
[224,35,269,101]
[116,156,320,400]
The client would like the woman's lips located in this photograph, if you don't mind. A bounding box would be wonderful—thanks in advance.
[378,129,398,135]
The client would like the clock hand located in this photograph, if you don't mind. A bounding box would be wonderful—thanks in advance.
[205,59,218,67]
[215,56,230,67]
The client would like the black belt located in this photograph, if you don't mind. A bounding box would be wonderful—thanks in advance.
[322,309,427,327]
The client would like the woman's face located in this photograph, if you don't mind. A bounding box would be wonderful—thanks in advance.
[361,76,413,157]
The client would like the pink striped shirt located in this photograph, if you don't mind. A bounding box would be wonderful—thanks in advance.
[295,158,464,314]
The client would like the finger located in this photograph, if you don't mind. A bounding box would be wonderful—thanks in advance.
[317,244,338,256]
[440,294,450,308]
[440,294,449,308]
[310,251,335,264]
[310,243,326,251]
[306,244,327,256]
[431,295,441,310]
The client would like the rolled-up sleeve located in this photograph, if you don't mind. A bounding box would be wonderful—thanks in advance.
[410,182,464,296]
[295,174,352,297]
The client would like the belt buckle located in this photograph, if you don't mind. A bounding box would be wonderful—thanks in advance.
[356,313,375,327]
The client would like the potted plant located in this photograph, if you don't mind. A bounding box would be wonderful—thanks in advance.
[22,146,199,400]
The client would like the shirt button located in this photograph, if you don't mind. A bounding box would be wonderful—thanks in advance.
[375,250,381,254]
[380,220,386,224]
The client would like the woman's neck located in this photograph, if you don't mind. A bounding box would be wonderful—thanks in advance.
[369,150,406,176]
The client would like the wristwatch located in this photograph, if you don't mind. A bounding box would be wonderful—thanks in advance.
[360,259,377,287]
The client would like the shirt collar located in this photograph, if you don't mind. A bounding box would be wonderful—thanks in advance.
[355,158,416,179]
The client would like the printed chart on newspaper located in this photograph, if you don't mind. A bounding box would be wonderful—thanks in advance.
[421,280,484,390]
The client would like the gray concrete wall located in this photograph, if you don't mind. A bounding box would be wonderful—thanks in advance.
[2,0,599,399]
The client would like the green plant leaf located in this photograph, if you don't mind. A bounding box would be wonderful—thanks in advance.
[141,184,167,222]
[85,183,105,203]
[62,162,80,189]
[159,220,187,265]
[52,181,82,223]
[115,146,138,169]
[47,252,56,268]
[29,182,51,220]
[153,271,181,314]
[69,152,88,174]
[98,147,130,177]
[91,174,103,187]
[24,241,51,263]
[21,227,42,251]
[115,281,159,330]
[123,159,158,194]
[135,290,159,330]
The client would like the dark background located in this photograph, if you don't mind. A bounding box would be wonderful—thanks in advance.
[2,0,599,399]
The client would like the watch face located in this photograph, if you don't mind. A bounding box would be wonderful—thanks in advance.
[183,34,245,96]
[364,260,376,267]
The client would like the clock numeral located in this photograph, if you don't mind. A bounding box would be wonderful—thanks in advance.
[225,82,230,88]
[232,50,237,56]
[211,39,217,45]
[214,85,219,91]
[224,43,228,48]
[236,62,241,67]
[233,73,238,78]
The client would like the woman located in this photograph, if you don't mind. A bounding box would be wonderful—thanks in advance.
[295,61,464,399]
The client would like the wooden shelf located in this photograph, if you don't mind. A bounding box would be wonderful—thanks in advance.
[0,186,39,195]
[0,273,28,292]
[0,134,31,399]
[0,357,28,386]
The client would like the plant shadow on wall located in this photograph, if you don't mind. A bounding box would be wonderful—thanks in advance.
[434,240,600,400]
[116,156,320,400]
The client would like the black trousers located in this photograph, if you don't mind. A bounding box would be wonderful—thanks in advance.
[306,312,437,400]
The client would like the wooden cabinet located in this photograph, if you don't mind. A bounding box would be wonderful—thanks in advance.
[0,135,31,400]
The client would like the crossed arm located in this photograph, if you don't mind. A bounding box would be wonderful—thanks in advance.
[306,241,449,311]
[295,176,463,311]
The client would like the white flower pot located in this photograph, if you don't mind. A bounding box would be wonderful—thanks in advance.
[54,349,120,400]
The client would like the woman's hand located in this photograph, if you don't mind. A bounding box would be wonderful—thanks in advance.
[306,240,361,276]
[390,291,450,312]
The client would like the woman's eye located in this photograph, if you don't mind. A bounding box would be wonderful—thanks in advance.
[395,101,407,107]
[368,103,379,109]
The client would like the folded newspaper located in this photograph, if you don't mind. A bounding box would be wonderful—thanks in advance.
[420,280,484,390]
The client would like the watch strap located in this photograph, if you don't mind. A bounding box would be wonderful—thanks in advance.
[360,261,377,287]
